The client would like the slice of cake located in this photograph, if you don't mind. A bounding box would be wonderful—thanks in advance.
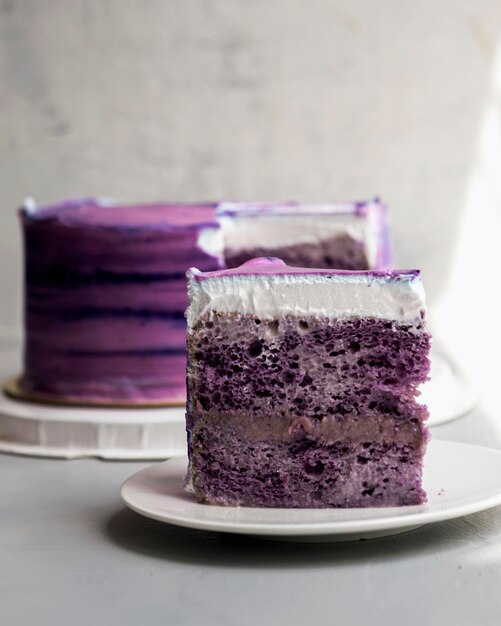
[217,199,392,270]
[186,258,431,508]
[19,198,222,405]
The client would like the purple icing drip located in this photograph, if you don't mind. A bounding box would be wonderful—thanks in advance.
[190,257,420,281]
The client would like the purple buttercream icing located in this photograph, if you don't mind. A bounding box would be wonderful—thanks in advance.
[216,197,384,218]
[19,198,221,404]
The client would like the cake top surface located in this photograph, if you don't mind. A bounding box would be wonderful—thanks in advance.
[21,197,218,230]
[216,198,385,218]
[23,198,383,227]
[186,258,426,326]
[189,257,419,282]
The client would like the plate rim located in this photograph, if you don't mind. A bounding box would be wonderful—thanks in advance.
[120,440,501,536]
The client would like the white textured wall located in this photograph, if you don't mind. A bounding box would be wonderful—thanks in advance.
[2,0,501,334]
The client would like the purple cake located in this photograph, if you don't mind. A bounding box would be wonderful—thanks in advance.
[186,258,431,508]
[18,196,392,407]
[19,198,221,404]
[218,199,392,270]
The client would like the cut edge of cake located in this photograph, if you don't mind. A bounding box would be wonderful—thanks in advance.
[185,258,431,508]
[217,198,393,271]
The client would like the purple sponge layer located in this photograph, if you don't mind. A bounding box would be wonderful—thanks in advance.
[189,419,427,507]
[224,235,370,271]
[187,313,430,508]
[188,315,430,420]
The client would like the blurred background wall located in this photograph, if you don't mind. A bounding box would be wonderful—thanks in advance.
[2,1,501,354]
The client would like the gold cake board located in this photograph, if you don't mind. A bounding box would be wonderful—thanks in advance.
[3,376,184,409]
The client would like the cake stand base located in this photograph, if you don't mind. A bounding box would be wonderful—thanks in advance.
[0,388,186,460]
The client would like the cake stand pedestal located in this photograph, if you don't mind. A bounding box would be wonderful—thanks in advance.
[0,387,186,460]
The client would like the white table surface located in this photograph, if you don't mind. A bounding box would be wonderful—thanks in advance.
[1,338,501,626]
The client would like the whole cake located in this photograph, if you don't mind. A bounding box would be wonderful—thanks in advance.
[17,196,392,406]
[218,199,391,270]
[186,258,431,508]
[19,198,221,404]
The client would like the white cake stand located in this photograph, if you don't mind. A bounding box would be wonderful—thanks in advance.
[0,387,186,460]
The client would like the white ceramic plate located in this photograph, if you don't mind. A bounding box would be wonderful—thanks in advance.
[121,440,501,542]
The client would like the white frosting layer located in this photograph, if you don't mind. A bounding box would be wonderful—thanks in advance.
[197,226,224,261]
[187,272,426,328]
[22,197,37,216]
[218,209,379,267]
